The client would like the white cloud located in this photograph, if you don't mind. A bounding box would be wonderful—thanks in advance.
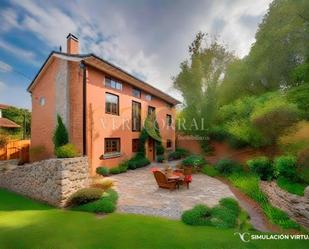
[3,0,273,103]
[0,39,39,65]
[0,8,19,32]
[0,61,13,73]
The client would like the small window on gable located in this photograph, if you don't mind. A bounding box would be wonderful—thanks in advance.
[39,97,45,106]
[105,76,122,90]
[132,88,141,98]
[166,114,172,127]
[145,94,152,101]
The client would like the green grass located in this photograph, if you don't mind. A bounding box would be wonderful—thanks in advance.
[227,173,300,230]
[0,188,308,249]
[277,177,307,196]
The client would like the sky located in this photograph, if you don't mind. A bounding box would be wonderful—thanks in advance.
[0,0,273,109]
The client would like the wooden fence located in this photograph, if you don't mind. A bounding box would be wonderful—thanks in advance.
[0,140,30,162]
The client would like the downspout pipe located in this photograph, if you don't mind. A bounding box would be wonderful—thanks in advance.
[81,61,87,155]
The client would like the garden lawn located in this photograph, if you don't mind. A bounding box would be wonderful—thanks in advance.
[0,189,308,249]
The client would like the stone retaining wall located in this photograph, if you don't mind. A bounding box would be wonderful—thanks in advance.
[260,181,309,229]
[0,157,89,207]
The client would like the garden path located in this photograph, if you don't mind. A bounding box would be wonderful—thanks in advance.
[111,161,235,219]
[111,161,277,232]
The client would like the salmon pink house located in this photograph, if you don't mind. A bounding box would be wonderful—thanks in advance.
[28,34,180,175]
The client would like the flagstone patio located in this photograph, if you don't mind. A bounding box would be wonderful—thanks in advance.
[111,161,235,219]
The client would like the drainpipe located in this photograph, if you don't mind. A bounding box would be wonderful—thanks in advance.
[81,61,87,155]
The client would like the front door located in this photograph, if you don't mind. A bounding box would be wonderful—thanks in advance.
[147,138,155,161]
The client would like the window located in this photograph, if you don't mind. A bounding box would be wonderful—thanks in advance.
[167,103,173,109]
[132,88,141,98]
[132,101,141,131]
[132,139,140,152]
[105,93,119,115]
[145,94,152,101]
[148,106,156,115]
[105,138,120,154]
[166,114,172,126]
[105,77,122,90]
[39,97,45,106]
[166,139,172,148]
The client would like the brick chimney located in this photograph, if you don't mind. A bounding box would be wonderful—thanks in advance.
[66,33,79,54]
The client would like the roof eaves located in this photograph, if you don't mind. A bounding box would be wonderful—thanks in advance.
[86,53,181,105]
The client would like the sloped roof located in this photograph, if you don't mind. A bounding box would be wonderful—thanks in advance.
[0,104,10,110]
[27,51,181,105]
[0,118,21,128]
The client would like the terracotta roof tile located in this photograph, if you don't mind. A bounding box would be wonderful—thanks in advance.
[0,118,21,128]
[0,104,10,110]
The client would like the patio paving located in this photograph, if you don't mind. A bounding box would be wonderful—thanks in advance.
[111,161,235,219]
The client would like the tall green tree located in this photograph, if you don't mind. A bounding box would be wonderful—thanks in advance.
[52,115,69,150]
[218,0,309,104]
[173,32,235,135]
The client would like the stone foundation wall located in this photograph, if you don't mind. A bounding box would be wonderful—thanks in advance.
[260,181,309,229]
[0,157,89,207]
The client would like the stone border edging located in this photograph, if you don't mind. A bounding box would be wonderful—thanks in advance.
[260,181,309,230]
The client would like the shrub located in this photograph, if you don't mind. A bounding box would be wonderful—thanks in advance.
[55,143,79,158]
[228,173,268,204]
[274,155,297,180]
[168,148,190,161]
[214,158,243,175]
[202,165,219,177]
[208,126,229,141]
[182,155,206,168]
[156,155,164,163]
[181,204,212,226]
[96,167,109,176]
[91,178,114,190]
[277,177,306,196]
[53,115,69,149]
[227,173,299,229]
[127,155,150,170]
[110,167,120,174]
[0,133,9,148]
[247,157,274,181]
[155,143,165,155]
[68,188,104,206]
[168,151,181,160]
[73,189,118,213]
[298,147,309,165]
[219,198,240,217]
[175,147,190,157]
[181,198,240,229]
[287,84,309,119]
[226,120,266,148]
[119,160,128,173]
[252,105,299,146]
[279,121,309,155]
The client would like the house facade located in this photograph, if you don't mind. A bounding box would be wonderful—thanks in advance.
[28,34,180,175]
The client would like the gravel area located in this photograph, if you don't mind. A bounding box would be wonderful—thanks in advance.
[111,161,235,219]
